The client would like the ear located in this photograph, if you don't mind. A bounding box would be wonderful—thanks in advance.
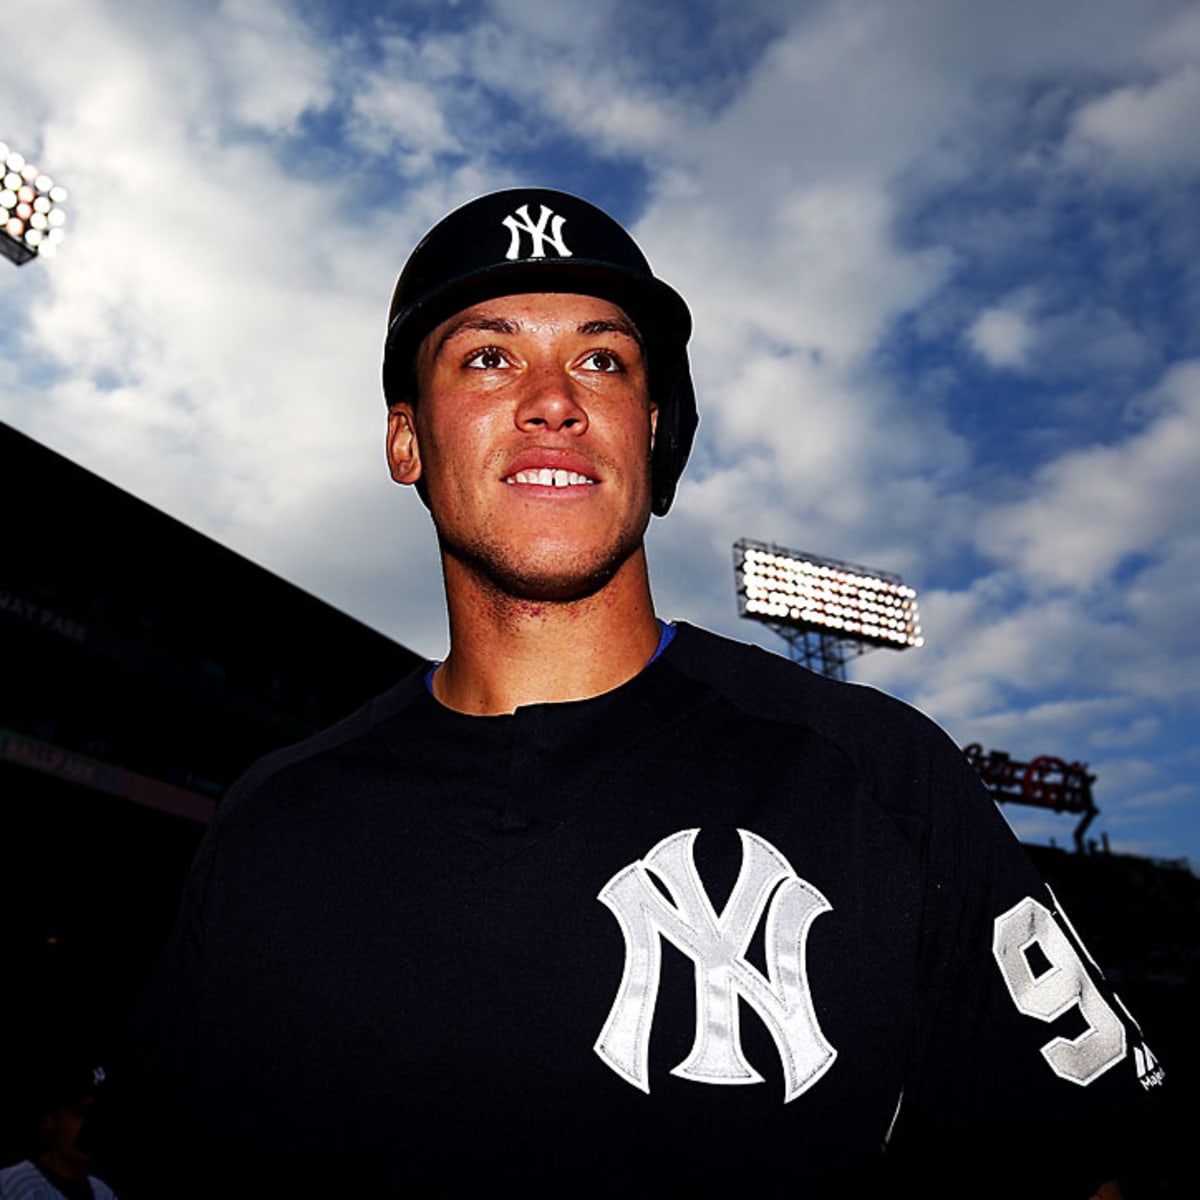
[386,404,422,486]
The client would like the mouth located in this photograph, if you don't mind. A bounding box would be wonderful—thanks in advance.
[503,468,597,488]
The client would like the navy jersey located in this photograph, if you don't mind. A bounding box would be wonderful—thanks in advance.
[99,624,1162,1197]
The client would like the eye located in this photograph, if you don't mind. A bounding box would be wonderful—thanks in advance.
[581,350,623,373]
[464,346,509,370]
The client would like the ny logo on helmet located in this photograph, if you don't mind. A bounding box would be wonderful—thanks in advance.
[594,828,838,1102]
[502,203,573,260]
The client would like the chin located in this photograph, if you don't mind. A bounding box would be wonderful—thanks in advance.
[442,532,646,605]
[488,567,617,604]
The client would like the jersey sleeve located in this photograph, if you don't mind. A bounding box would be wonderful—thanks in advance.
[883,724,1167,1197]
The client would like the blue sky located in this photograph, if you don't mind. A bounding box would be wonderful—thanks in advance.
[3,0,1199,867]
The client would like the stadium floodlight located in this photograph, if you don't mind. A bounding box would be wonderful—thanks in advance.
[0,141,68,267]
[734,538,923,679]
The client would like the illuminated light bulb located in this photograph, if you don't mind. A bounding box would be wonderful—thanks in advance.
[33,195,49,213]
[17,184,33,203]
[29,212,47,230]
[47,227,64,242]
[5,152,24,171]
[4,172,20,190]
[21,162,38,181]
[48,209,65,227]
[15,202,31,219]
[49,185,67,203]
[6,216,25,237]
[0,189,13,208]
[25,228,42,247]
[35,174,52,192]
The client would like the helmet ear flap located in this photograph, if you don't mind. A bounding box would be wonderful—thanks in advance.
[651,370,698,517]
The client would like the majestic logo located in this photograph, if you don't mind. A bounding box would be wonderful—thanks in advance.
[502,203,572,260]
[1134,1042,1165,1090]
[594,828,837,1102]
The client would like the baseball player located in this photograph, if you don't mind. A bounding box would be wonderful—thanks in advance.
[98,189,1165,1197]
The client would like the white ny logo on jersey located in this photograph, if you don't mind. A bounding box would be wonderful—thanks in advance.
[594,828,837,1102]
[501,203,573,260]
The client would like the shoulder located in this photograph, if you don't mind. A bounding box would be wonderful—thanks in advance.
[213,660,433,824]
[88,1176,117,1200]
[659,622,1003,863]
[664,622,963,774]
[0,1162,47,1199]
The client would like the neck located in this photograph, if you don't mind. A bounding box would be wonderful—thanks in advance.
[434,547,661,715]
[40,1150,88,1183]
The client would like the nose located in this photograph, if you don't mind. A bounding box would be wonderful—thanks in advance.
[514,363,588,434]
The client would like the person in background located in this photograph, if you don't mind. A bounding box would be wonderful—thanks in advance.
[1,1063,116,1200]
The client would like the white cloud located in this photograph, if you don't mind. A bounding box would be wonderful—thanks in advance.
[458,14,687,157]
[1065,65,1200,179]
[978,360,1200,589]
[967,304,1036,370]
[347,37,462,164]
[964,291,1151,382]
[211,0,335,134]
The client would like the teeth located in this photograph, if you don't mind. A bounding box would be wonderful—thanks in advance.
[507,468,595,487]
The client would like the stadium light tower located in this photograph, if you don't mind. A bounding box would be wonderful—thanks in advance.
[734,537,923,680]
[0,141,68,267]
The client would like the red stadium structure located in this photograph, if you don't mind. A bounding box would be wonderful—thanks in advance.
[962,743,1098,852]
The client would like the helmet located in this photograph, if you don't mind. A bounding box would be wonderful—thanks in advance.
[382,187,697,516]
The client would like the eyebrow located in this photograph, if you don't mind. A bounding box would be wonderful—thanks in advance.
[431,316,520,358]
[579,316,644,349]
[431,313,644,360]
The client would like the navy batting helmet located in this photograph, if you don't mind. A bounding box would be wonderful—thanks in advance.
[382,188,697,516]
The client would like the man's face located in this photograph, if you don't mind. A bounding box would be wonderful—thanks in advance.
[388,291,657,603]
[42,1097,93,1177]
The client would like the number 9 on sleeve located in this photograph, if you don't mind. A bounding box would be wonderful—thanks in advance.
[992,896,1127,1086]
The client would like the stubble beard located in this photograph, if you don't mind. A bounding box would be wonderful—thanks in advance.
[435,509,650,605]
[427,432,657,607]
